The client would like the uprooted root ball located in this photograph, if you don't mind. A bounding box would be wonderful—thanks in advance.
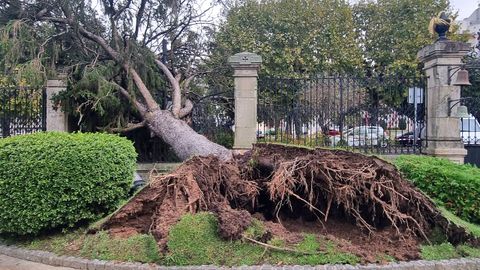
[102,144,476,261]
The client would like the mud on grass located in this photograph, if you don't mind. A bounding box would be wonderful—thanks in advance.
[101,143,480,264]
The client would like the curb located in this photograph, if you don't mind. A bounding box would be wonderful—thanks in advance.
[1,244,480,270]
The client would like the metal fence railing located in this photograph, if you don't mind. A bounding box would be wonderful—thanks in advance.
[257,74,426,154]
[0,87,46,138]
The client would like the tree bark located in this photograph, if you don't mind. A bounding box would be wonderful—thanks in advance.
[144,109,232,161]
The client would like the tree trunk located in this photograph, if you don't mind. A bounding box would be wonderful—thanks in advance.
[144,109,233,161]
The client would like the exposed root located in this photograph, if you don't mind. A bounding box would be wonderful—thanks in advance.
[261,145,439,240]
[103,156,259,249]
[102,143,478,262]
[243,236,324,255]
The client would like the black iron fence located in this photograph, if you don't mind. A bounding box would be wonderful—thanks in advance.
[0,87,46,138]
[461,61,480,166]
[191,96,234,149]
[257,74,426,154]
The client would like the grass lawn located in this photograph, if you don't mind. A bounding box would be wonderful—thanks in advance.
[1,211,480,266]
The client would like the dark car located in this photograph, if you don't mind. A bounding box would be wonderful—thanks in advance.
[395,131,421,147]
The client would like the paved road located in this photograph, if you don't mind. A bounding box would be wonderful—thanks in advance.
[0,254,75,270]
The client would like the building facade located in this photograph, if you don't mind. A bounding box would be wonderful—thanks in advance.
[460,7,480,47]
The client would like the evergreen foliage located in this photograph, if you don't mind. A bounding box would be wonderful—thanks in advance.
[0,132,136,235]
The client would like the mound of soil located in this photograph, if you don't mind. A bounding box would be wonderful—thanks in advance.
[102,144,476,263]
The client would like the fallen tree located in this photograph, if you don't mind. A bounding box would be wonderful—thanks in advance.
[1,0,231,161]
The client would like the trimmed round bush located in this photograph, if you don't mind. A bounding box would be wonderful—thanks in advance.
[395,155,480,224]
[0,132,137,235]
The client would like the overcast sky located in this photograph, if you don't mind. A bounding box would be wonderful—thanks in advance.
[451,0,479,20]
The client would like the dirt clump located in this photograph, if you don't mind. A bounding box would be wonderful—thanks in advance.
[103,156,258,249]
[102,143,476,262]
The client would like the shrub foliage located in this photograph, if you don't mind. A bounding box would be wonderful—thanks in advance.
[0,132,136,235]
[395,155,480,224]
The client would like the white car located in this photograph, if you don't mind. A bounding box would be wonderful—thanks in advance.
[330,126,388,147]
[460,115,480,144]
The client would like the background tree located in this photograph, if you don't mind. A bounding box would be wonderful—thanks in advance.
[205,0,364,138]
[209,0,363,78]
[353,0,468,76]
[351,0,469,126]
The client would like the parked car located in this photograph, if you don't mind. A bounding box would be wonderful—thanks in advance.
[460,115,480,144]
[330,126,388,147]
[256,130,265,138]
[395,131,421,147]
[394,123,424,147]
[394,116,480,146]
[327,129,341,136]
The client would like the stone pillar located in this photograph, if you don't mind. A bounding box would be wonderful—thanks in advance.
[417,41,470,163]
[45,79,68,132]
[228,52,262,150]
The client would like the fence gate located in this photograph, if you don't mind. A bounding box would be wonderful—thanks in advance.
[257,74,426,154]
[0,87,46,138]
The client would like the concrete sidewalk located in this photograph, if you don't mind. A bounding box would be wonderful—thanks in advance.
[0,254,74,270]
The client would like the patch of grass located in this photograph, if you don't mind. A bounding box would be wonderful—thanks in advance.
[80,231,161,263]
[243,218,266,240]
[1,228,161,264]
[0,229,86,256]
[268,237,286,248]
[164,212,359,266]
[268,234,358,265]
[296,234,320,253]
[22,229,86,256]
[421,243,460,260]
[164,212,263,266]
[420,243,480,260]
[457,245,480,258]
[439,207,480,238]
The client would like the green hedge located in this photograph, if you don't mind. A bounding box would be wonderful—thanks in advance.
[395,155,480,224]
[0,132,137,235]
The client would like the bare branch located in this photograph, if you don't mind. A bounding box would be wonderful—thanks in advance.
[35,8,48,19]
[133,0,148,40]
[37,30,68,59]
[181,75,195,93]
[178,99,193,118]
[39,16,159,112]
[99,120,146,133]
[113,0,133,20]
[110,80,147,115]
[155,59,182,118]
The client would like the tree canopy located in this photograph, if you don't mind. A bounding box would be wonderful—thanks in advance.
[353,0,467,76]
[209,0,469,79]
[209,0,363,78]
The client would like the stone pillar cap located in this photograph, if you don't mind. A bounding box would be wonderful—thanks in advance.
[417,41,471,61]
[228,52,262,66]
